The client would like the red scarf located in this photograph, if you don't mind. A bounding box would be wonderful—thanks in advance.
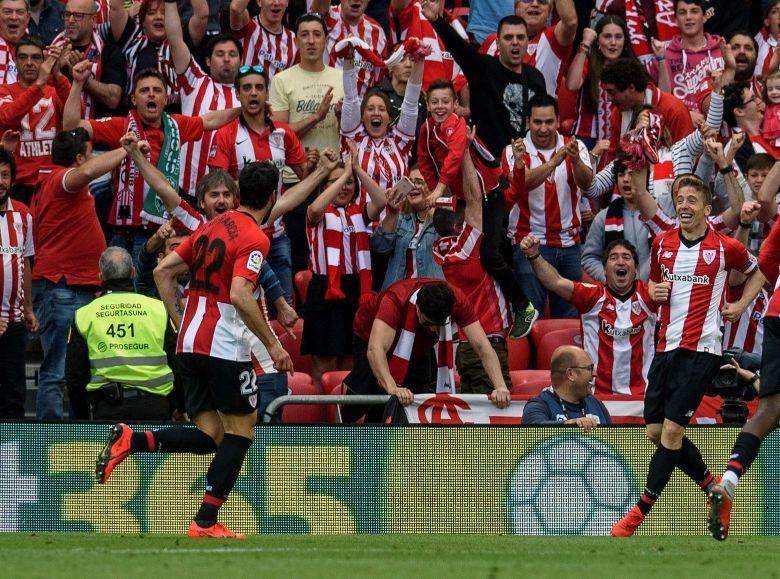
[323,205,372,303]
[387,289,455,393]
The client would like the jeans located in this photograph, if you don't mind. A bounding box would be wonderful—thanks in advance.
[513,244,582,319]
[89,178,114,244]
[33,280,95,419]
[257,372,289,422]
[266,233,293,304]
[0,322,28,419]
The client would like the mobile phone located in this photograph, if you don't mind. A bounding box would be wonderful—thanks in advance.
[395,176,415,198]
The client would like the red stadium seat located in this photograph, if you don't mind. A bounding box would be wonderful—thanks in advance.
[535,327,583,370]
[529,318,580,355]
[321,371,350,423]
[277,319,312,377]
[281,373,321,423]
[293,270,312,307]
[510,369,551,385]
[507,337,530,371]
[510,380,550,396]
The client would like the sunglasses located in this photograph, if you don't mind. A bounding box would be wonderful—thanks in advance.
[237,65,265,77]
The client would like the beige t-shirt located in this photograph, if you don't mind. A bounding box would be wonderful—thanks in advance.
[269,64,344,182]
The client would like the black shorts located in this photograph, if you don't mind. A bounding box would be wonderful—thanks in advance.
[178,353,258,416]
[301,274,361,357]
[760,317,780,398]
[644,348,722,426]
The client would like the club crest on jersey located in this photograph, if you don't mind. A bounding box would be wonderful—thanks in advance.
[249,394,257,408]
[703,250,716,264]
[246,250,263,273]
[631,302,641,316]
[663,251,673,259]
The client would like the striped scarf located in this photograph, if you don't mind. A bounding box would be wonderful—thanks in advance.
[387,289,455,394]
[323,204,372,303]
[52,31,104,119]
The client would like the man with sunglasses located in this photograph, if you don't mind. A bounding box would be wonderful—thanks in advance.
[165,0,241,197]
[343,278,511,423]
[522,346,610,429]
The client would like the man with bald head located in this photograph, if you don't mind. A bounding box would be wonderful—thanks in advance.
[522,346,611,430]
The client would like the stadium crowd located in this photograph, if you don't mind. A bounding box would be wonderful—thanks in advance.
[0,0,777,419]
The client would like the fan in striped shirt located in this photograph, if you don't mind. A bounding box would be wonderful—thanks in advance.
[229,0,297,82]
[0,0,30,84]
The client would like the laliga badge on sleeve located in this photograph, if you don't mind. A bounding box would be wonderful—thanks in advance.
[246,250,263,273]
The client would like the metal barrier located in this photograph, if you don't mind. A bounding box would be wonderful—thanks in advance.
[263,394,391,423]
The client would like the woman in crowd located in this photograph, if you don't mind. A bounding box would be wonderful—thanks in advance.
[302,145,387,390]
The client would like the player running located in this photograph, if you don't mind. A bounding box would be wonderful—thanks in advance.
[612,174,765,537]
[95,160,292,539]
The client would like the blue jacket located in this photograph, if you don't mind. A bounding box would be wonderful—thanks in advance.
[522,389,612,425]
[371,214,444,289]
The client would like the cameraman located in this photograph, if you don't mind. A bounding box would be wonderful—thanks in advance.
[718,351,761,398]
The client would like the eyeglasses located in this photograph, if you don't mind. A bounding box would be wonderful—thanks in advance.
[742,96,757,107]
[63,10,96,21]
[568,364,595,372]
[238,65,265,76]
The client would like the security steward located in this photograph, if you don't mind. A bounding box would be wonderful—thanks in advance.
[65,247,180,420]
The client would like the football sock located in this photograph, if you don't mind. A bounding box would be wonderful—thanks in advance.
[725,432,762,483]
[636,444,681,515]
[195,434,253,526]
[677,437,714,492]
[130,428,217,454]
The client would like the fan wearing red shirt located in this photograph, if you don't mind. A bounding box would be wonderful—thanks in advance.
[613,175,764,538]
[32,128,129,421]
[344,278,510,423]
[96,160,293,539]
[63,63,240,259]
[0,37,70,205]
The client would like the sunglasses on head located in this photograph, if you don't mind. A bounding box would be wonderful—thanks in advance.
[237,65,265,77]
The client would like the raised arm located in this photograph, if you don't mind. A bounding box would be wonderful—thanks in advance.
[519,234,575,301]
[306,155,354,224]
[425,0,481,80]
[186,0,209,48]
[553,0,578,47]
[164,0,193,75]
[62,61,94,134]
[63,146,127,191]
[756,160,780,222]
[339,55,361,134]
[351,152,387,220]
[566,28,595,92]
[461,127,483,230]
[229,0,251,30]
[270,149,338,222]
[396,55,424,137]
[109,0,129,42]
[630,165,660,222]
[122,132,181,212]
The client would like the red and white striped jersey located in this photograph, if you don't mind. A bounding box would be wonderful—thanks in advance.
[119,23,177,104]
[506,134,591,247]
[748,134,780,159]
[479,26,572,96]
[570,280,656,396]
[757,217,780,319]
[651,227,758,354]
[432,224,511,337]
[324,5,386,97]
[0,36,16,85]
[232,17,297,82]
[0,199,34,323]
[175,210,270,361]
[571,68,613,141]
[723,284,767,356]
[177,58,237,196]
[755,28,777,80]
[388,1,467,92]
[307,205,360,276]
[208,118,306,239]
[170,198,205,234]
[343,129,414,205]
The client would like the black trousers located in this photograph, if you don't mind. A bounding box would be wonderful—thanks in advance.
[0,322,28,419]
[93,392,171,421]
[481,186,528,310]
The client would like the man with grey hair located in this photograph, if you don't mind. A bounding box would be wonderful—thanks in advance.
[65,246,180,421]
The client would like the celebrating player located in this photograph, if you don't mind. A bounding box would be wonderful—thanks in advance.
[612,175,765,537]
[95,159,292,539]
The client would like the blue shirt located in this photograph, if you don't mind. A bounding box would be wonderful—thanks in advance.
[466,0,514,43]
